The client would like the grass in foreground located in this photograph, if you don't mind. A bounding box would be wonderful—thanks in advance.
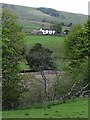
[3,99,88,118]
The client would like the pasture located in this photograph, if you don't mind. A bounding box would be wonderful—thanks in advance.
[3,98,88,118]
[21,20,51,33]
[20,35,65,70]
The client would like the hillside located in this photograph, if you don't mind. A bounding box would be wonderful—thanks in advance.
[1,3,88,33]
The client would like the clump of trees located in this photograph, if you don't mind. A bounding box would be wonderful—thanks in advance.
[26,43,56,99]
[37,7,59,17]
[61,22,73,27]
[2,9,26,110]
[50,23,62,34]
[26,43,55,71]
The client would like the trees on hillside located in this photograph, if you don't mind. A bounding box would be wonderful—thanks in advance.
[2,9,25,110]
[37,7,59,17]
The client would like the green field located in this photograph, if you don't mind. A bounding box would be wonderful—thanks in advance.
[3,99,88,118]
[21,20,51,33]
[20,35,65,70]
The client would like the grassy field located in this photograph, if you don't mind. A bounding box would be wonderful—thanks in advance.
[20,35,65,70]
[21,20,52,33]
[3,99,88,118]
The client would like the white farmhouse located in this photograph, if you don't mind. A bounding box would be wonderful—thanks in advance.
[40,29,56,35]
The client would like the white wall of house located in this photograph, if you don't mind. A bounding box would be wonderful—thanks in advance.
[40,29,56,35]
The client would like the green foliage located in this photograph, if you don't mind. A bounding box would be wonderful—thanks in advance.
[65,21,90,86]
[2,9,25,110]
[2,9,24,75]
[50,23,62,33]
[65,22,90,65]
[37,7,59,17]
[26,43,55,71]
[55,77,74,97]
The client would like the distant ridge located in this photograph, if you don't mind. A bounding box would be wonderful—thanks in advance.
[1,3,88,33]
[1,3,88,24]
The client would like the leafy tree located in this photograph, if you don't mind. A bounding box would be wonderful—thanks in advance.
[2,9,25,110]
[26,43,55,98]
[64,21,90,98]
[84,20,90,88]
[65,24,89,68]
[26,43,55,71]
[50,23,62,33]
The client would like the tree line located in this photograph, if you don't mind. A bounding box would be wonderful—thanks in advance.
[37,7,59,17]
